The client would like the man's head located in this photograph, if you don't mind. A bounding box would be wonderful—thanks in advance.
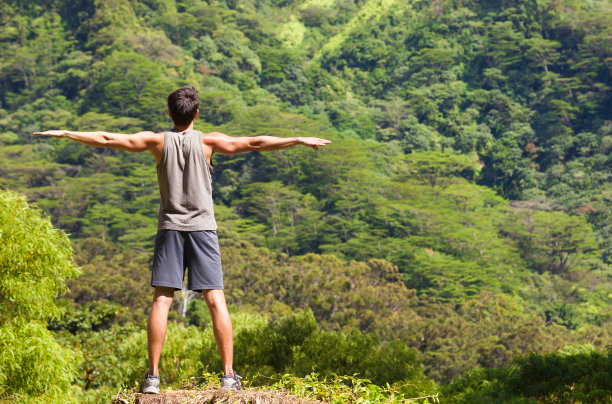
[167,87,199,126]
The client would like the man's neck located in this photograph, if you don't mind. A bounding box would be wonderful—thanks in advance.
[172,122,195,132]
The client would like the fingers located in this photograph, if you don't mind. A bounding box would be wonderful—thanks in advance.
[305,137,331,148]
[33,130,63,137]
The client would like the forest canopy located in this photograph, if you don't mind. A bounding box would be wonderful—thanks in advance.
[0,0,611,402]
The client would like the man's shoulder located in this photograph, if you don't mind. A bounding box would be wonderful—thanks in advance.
[143,131,165,141]
[137,131,165,150]
[130,131,164,137]
[200,131,227,143]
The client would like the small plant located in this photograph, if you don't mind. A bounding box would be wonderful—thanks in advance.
[263,373,439,403]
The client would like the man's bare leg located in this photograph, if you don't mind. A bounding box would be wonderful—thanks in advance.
[203,289,234,375]
[147,286,175,376]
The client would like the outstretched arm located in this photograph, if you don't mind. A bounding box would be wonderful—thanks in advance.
[206,132,331,154]
[33,130,159,153]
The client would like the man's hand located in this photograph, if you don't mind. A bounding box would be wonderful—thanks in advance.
[33,130,65,138]
[298,137,331,150]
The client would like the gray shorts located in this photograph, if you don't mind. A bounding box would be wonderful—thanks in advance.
[151,230,224,291]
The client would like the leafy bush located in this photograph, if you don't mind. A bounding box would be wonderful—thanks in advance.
[291,330,423,386]
[0,319,79,399]
[0,190,80,399]
[0,190,80,322]
[266,373,438,404]
[57,307,436,396]
[510,345,612,403]
[443,345,612,403]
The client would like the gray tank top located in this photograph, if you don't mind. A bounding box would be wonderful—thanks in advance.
[157,129,217,231]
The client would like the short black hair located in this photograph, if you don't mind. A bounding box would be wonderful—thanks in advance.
[167,87,199,126]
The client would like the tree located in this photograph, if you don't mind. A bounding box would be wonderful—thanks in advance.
[397,151,480,187]
[0,189,80,399]
[444,345,612,403]
[87,51,175,126]
[482,21,524,69]
[524,36,560,75]
[502,210,599,275]
[411,292,572,383]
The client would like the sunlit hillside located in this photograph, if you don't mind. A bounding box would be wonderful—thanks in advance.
[0,0,611,402]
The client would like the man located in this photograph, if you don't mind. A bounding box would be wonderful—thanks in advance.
[34,86,331,394]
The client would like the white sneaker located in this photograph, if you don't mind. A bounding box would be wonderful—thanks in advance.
[142,373,160,394]
[221,371,242,391]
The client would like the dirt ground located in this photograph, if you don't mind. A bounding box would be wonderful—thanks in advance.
[111,387,324,404]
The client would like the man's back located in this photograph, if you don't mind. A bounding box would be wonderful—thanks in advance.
[157,129,217,232]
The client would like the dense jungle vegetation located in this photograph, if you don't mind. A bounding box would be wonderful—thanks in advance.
[0,0,611,402]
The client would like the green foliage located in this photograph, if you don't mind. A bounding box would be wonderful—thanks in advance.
[398,151,481,187]
[267,373,438,404]
[502,209,599,275]
[88,51,175,126]
[290,330,423,386]
[444,345,612,403]
[49,300,123,333]
[220,240,419,338]
[73,239,151,295]
[57,307,436,397]
[0,319,80,399]
[232,308,427,388]
[511,345,612,403]
[234,181,323,254]
[408,292,574,382]
[1,0,612,400]
[232,309,319,375]
[0,189,79,322]
[0,190,80,399]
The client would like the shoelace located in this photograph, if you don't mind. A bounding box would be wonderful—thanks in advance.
[224,371,242,388]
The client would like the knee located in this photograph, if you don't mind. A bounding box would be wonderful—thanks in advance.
[204,291,226,312]
[154,294,173,307]
[153,287,175,307]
